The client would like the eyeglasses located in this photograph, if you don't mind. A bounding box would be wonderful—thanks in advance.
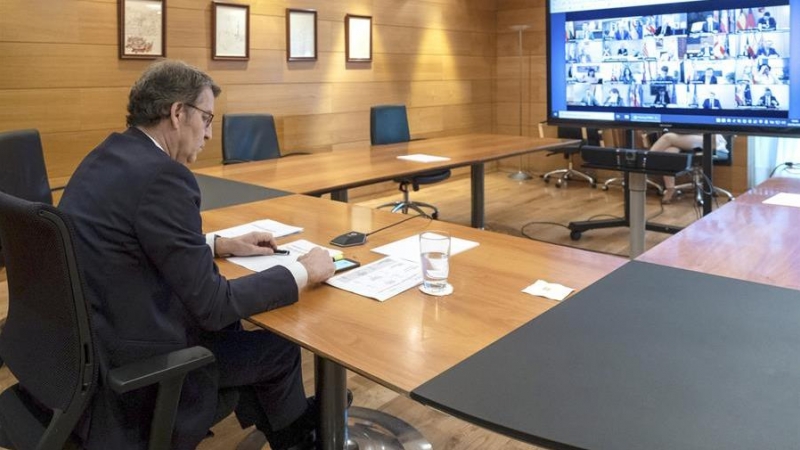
[185,103,214,127]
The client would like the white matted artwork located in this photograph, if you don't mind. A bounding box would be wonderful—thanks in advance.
[286,9,317,61]
[213,2,249,60]
[118,0,166,59]
[345,14,372,62]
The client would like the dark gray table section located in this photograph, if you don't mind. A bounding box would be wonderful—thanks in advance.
[195,173,290,211]
[411,261,800,450]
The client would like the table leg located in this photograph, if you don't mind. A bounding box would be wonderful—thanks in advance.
[470,163,485,229]
[314,356,432,450]
[628,172,646,259]
[315,355,349,450]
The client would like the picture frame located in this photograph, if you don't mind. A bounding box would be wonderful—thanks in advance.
[118,0,166,59]
[212,2,250,61]
[345,14,372,62]
[286,9,317,61]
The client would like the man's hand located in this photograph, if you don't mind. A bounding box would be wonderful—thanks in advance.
[215,231,277,257]
[297,247,335,284]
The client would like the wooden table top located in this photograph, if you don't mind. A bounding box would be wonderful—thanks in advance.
[639,176,800,291]
[202,195,625,394]
[194,134,575,195]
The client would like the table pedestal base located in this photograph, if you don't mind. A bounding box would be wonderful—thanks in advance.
[316,356,431,450]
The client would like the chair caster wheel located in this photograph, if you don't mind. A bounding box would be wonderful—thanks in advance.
[543,178,550,184]
[431,213,438,220]
[601,185,609,191]
[570,230,582,241]
[555,180,563,188]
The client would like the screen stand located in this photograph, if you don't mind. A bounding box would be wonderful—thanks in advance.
[701,133,714,216]
[566,129,683,259]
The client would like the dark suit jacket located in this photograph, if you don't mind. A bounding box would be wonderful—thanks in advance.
[60,128,299,449]
[703,98,722,109]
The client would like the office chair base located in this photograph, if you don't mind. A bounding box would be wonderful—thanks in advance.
[345,406,430,450]
[378,201,438,220]
[508,170,533,181]
[543,168,596,188]
[674,182,734,206]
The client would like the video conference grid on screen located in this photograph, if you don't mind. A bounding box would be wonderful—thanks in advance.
[556,2,792,129]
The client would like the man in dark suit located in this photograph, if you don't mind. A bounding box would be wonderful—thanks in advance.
[758,11,777,30]
[758,88,780,108]
[702,92,722,109]
[697,67,718,84]
[59,60,335,450]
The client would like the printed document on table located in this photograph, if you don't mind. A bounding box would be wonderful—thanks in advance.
[325,257,422,302]
[227,239,342,273]
[397,154,451,163]
[763,192,800,208]
[214,219,303,239]
[372,233,479,262]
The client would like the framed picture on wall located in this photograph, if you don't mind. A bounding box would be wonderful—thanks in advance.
[212,2,250,60]
[286,9,317,61]
[118,0,166,59]
[345,14,372,62]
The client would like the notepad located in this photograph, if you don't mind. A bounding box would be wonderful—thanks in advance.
[226,239,342,273]
[763,192,800,208]
[213,219,303,239]
[372,234,479,262]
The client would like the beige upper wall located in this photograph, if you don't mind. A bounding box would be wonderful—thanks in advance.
[0,0,498,181]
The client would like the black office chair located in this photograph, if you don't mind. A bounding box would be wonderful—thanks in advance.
[0,128,66,368]
[221,113,307,164]
[0,191,216,450]
[537,122,599,188]
[647,133,735,205]
[370,105,451,219]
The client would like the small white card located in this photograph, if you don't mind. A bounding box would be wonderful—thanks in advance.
[397,154,451,163]
[214,219,303,239]
[763,192,800,208]
[522,280,574,301]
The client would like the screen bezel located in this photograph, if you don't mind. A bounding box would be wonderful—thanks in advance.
[545,0,800,136]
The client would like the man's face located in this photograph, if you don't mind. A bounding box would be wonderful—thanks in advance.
[174,87,214,165]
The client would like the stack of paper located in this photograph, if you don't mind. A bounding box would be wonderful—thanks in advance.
[371,234,479,262]
[226,239,342,273]
[326,257,422,302]
[214,219,303,239]
[397,154,451,163]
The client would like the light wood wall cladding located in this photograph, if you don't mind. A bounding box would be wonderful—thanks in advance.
[0,0,497,181]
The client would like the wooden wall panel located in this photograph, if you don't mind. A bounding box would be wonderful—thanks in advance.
[0,0,497,180]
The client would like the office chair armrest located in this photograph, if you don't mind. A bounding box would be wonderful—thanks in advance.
[108,346,215,394]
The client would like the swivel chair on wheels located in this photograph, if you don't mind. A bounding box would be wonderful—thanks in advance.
[668,134,735,205]
[370,105,450,219]
[537,122,600,188]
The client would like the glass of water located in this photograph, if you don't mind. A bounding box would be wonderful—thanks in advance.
[419,231,452,296]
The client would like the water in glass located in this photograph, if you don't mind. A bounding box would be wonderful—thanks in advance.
[421,251,449,292]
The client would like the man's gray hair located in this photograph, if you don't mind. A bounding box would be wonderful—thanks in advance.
[126,60,221,127]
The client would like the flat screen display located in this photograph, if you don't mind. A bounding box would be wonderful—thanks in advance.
[547,0,800,134]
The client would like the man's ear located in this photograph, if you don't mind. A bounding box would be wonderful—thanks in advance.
[169,102,183,129]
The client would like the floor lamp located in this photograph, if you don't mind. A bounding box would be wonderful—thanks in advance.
[508,24,532,181]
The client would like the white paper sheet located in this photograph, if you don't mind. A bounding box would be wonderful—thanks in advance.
[396,154,451,163]
[763,192,800,208]
[522,280,575,301]
[371,233,479,262]
[325,257,423,302]
[226,239,342,273]
[213,219,303,239]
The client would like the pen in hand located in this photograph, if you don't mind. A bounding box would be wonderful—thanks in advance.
[273,249,290,255]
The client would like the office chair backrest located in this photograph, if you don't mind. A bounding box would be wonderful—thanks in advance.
[0,191,96,449]
[556,127,603,146]
[0,129,53,205]
[370,105,411,145]
[222,113,282,163]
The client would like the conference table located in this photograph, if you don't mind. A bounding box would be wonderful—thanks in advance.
[639,176,800,290]
[201,194,625,450]
[411,176,800,449]
[195,134,578,228]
